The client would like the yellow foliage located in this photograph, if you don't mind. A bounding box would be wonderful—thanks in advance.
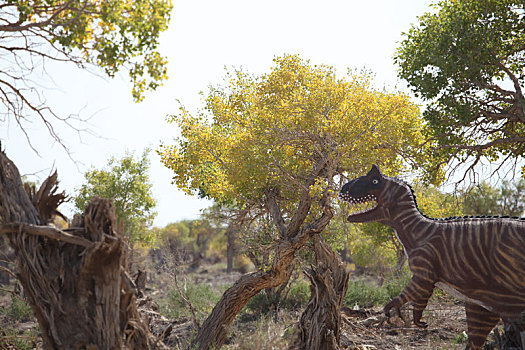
[412,182,462,219]
[159,55,428,206]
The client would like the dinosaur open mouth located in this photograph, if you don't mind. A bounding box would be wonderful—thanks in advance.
[338,193,378,216]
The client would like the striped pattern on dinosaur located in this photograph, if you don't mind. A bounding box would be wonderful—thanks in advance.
[338,165,525,350]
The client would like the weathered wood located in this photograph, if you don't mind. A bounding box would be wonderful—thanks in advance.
[0,149,154,349]
[0,149,40,224]
[294,235,349,350]
[0,223,93,247]
[193,204,333,350]
[192,239,297,349]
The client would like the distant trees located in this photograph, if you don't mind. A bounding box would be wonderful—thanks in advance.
[0,0,172,145]
[395,0,525,178]
[154,217,229,272]
[74,150,157,245]
[462,179,525,217]
[159,54,428,349]
[200,203,240,274]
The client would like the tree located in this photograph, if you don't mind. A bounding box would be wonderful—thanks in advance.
[500,179,525,216]
[461,182,501,216]
[159,54,427,349]
[462,179,525,216]
[0,0,172,146]
[75,150,157,245]
[395,0,525,178]
[200,203,240,274]
[0,149,154,349]
[153,217,227,274]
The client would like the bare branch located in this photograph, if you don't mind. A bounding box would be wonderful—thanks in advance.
[496,60,525,103]
[0,223,92,247]
[264,188,287,237]
[0,265,17,279]
[481,82,516,97]
[286,154,331,239]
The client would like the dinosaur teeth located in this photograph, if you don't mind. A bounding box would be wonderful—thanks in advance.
[338,193,378,215]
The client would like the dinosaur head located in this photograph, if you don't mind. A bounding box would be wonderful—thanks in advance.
[339,164,389,223]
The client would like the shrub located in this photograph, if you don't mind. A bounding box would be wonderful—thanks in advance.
[225,313,296,349]
[282,280,310,309]
[161,281,224,322]
[383,269,411,299]
[0,295,39,350]
[4,295,33,322]
[0,327,40,350]
[452,331,468,345]
[244,291,279,314]
[345,271,410,308]
[345,280,390,308]
[245,280,311,314]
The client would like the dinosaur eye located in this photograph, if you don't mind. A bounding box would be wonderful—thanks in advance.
[372,179,379,185]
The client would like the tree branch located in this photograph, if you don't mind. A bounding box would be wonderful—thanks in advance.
[286,154,331,238]
[496,60,525,109]
[264,188,286,237]
[441,136,525,151]
[0,223,92,247]
[0,0,77,32]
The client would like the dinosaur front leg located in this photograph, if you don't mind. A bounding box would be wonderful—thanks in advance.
[384,273,434,328]
[464,302,499,350]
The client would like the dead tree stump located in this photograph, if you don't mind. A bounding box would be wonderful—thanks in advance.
[295,235,349,350]
[0,148,154,349]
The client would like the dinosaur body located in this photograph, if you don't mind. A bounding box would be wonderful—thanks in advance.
[339,165,525,349]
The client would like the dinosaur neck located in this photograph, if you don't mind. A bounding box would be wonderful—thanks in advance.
[382,188,432,255]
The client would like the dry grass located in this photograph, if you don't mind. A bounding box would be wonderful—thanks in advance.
[224,310,299,350]
[0,291,41,350]
[0,261,509,350]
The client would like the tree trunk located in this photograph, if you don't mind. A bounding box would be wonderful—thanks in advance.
[192,238,297,349]
[193,212,332,349]
[295,235,349,350]
[226,226,236,274]
[0,149,154,349]
[192,157,335,350]
[0,236,13,285]
[392,235,407,274]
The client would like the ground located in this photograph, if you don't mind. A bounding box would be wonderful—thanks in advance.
[340,301,469,349]
[146,263,478,349]
[0,262,505,350]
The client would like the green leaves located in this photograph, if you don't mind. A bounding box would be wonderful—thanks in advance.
[74,150,157,245]
[7,0,172,102]
[396,0,525,175]
[461,179,525,217]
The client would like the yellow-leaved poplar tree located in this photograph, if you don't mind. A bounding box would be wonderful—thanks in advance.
[159,54,427,349]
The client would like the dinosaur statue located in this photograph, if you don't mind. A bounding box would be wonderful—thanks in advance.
[339,165,525,350]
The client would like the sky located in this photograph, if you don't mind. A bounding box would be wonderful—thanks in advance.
[1,0,434,227]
